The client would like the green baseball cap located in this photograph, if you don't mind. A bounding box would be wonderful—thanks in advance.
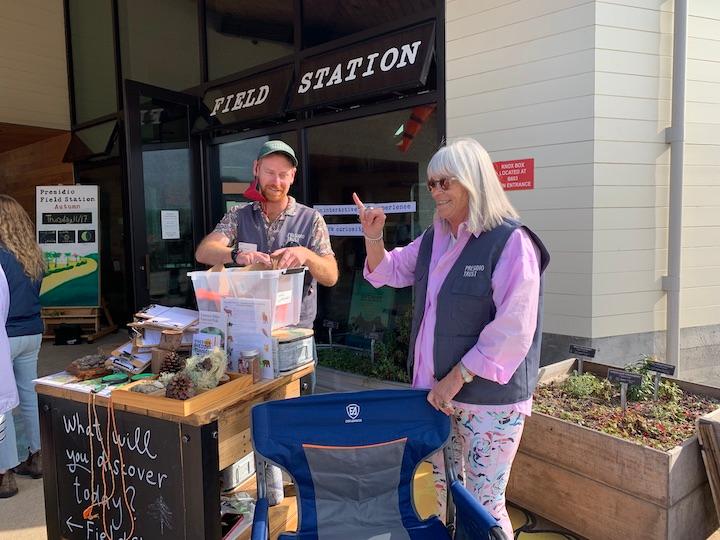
[257,140,298,167]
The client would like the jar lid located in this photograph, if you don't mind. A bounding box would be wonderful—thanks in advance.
[240,348,260,357]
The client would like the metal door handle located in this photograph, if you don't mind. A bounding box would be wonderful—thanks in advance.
[145,253,150,290]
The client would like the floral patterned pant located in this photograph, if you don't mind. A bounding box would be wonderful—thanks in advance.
[430,404,525,539]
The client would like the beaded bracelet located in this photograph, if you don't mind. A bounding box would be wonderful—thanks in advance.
[364,233,383,243]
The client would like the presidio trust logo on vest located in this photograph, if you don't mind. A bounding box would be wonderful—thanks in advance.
[463,265,485,278]
[286,232,305,244]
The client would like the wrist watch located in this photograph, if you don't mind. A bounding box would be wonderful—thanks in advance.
[458,363,475,384]
[230,245,240,264]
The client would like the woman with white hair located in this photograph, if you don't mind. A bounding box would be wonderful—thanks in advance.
[353,138,549,538]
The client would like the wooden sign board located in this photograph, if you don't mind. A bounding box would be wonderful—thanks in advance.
[698,409,720,522]
[607,369,643,386]
[49,398,186,540]
[569,344,596,358]
[647,361,676,376]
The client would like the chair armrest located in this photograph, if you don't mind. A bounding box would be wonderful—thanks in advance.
[450,480,507,540]
[251,497,269,540]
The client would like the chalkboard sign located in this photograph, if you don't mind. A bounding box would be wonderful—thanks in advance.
[647,361,676,376]
[569,344,596,358]
[49,398,185,540]
[322,319,339,330]
[607,369,643,386]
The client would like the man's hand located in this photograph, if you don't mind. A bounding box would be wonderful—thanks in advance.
[237,251,272,267]
[427,365,465,416]
[270,246,311,269]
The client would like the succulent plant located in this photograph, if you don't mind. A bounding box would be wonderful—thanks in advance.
[185,348,227,391]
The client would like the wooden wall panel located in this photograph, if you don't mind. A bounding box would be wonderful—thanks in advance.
[0,134,74,222]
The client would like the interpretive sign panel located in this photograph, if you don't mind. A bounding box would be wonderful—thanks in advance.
[36,185,99,307]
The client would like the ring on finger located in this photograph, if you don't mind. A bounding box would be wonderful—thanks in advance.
[440,401,449,408]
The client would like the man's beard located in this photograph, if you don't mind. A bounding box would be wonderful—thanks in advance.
[260,185,286,202]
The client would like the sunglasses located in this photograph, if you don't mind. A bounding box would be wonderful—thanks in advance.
[426,177,457,192]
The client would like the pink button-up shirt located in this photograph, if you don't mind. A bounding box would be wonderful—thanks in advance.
[364,220,541,415]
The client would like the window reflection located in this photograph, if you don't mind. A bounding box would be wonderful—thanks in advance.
[139,97,195,307]
[307,105,438,349]
[206,0,294,80]
[117,0,200,90]
[303,0,436,48]
[68,0,117,123]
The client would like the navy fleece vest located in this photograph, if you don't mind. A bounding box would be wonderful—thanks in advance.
[408,220,549,405]
[234,203,319,328]
[0,247,43,338]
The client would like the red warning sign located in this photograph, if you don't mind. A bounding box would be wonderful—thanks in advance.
[493,158,534,191]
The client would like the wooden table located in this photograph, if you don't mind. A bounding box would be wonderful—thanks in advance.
[37,365,312,540]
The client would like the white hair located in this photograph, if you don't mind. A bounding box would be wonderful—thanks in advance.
[426,138,519,234]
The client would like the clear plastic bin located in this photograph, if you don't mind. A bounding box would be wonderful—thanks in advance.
[188,267,305,330]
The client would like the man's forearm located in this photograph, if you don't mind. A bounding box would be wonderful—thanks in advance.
[305,252,338,286]
[195,238,233,266]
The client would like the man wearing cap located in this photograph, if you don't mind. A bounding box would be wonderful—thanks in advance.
[195,140,338,329]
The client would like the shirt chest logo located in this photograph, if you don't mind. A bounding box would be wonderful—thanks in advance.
[286,232,305,244]
[463,264,485,278]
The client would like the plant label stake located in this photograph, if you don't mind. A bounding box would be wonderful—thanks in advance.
[608,369,643,413]
[569,344,596,376]
[646,360,676,401]
[323,319,339,345]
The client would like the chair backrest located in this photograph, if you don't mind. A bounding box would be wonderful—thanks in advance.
[251,389,451,539]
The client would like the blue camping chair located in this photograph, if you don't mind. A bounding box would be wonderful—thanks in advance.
[250,389,507,540]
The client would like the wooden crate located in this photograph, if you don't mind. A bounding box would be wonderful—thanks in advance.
[698,409,720,522]
[41,304,117,343]
[112,373,254,417]
[507,359,720,540]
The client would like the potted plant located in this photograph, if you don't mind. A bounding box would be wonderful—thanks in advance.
[507,357,720,540]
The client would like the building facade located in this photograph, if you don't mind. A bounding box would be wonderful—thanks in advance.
[0,0,718,381]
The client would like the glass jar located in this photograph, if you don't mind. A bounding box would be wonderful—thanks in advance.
[240,349,261,383]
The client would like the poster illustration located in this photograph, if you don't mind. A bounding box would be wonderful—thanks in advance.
[36,185,99,307]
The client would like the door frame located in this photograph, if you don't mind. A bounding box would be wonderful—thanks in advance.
[122,79,205,310]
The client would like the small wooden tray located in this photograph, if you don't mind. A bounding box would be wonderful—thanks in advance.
[112,372,253,416]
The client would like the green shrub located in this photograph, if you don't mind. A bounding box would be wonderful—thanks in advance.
[624,355,683,403]
[563,371,612,400]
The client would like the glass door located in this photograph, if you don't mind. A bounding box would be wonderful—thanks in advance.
[123,80,203,309]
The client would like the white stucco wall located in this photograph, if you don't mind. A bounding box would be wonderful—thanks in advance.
[445,0,596,338]
[446,0,720,351]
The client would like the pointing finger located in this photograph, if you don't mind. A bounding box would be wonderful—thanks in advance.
[352,192,365,211]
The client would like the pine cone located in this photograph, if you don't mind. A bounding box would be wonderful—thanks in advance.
[165,372,195,400]
[159,351,186,374]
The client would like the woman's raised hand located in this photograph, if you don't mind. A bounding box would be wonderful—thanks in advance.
[352,192,386,239]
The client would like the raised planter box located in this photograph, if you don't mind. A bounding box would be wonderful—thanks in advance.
[316,365,410,393]
[507,358,720,540]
